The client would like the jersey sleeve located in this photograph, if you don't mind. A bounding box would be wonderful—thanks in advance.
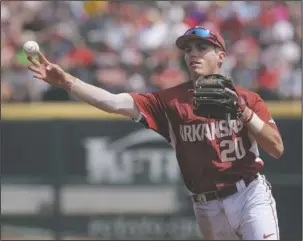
[129,91,170,141]
[251,94,277,129]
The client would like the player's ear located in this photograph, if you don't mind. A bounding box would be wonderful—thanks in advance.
[217,49,225,68]
[218,50,225,61]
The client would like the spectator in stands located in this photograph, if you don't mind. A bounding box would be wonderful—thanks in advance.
[1,1,301,102]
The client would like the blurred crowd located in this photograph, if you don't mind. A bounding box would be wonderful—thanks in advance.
[1,1,302,102]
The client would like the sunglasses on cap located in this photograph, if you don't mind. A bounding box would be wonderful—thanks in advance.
[177,27,225,52]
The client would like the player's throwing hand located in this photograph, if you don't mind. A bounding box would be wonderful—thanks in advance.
[27,52,72,90]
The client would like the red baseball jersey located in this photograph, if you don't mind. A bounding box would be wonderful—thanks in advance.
[130,81,277,194]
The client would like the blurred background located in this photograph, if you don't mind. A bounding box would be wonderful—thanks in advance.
[1,0,302,102]
[1,1,302,240]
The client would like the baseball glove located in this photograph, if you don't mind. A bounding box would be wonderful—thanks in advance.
[192,74,241,120]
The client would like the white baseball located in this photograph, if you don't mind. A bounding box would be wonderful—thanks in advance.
[23,40,40,55]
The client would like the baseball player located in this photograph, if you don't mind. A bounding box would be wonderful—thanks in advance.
[27,26,283,240]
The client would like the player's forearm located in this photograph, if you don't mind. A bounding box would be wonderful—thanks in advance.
[62,73,139,119]
[245,112,284,159]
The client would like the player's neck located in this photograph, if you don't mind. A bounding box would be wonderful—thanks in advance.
[190,70,221,84]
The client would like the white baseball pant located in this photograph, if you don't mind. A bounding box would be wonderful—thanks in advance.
[193,175,279,240]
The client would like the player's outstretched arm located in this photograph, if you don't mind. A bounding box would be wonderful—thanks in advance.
[27,51,140,119]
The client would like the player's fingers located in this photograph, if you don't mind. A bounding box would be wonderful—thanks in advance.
[224,88,238,100]
[27,56,41,67]
[33,74,44,80]
[37,51,50,65]
[27,56,40,67]
[28,65,42,75]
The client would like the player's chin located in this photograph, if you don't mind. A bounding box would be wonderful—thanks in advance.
[190,67,205,78]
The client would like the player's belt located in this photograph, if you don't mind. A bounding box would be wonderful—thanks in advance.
[191,175,258,204]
